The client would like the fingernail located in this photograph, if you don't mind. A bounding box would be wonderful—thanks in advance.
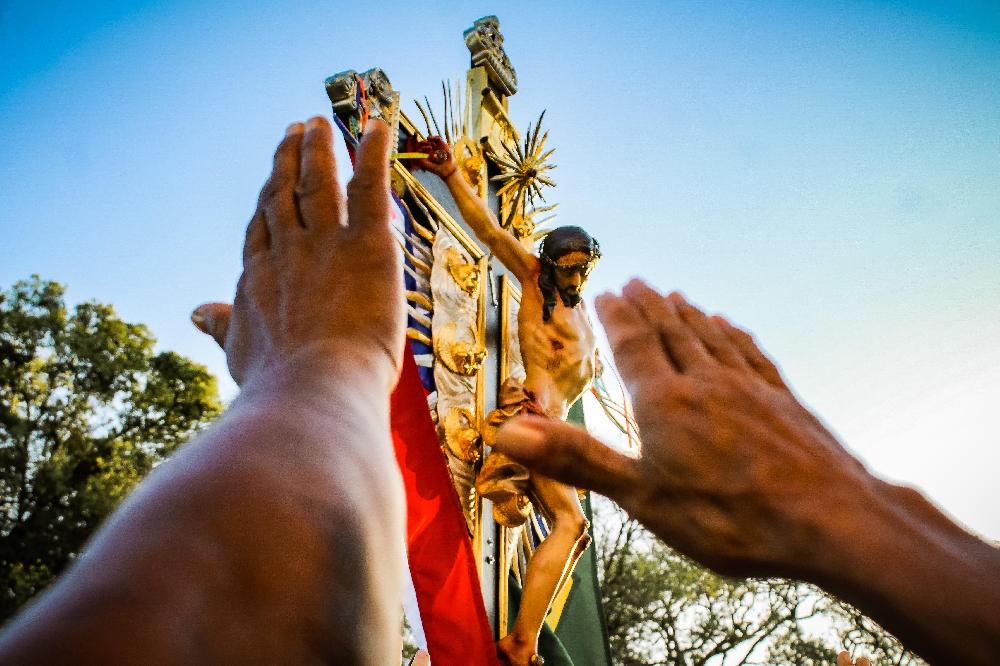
[190,307,210,332]
[495,418,545,452]
[306,116,325,131]
[286,122,305,136]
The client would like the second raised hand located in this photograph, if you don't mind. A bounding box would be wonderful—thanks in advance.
[192,117,403,393]
[494,278,877,579]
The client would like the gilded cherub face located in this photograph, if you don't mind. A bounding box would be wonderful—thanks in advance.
[445,247,480,296]
[452,341,488,375]
[442,408,481,463]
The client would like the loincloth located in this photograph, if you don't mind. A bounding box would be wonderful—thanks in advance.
[475,378,549,528]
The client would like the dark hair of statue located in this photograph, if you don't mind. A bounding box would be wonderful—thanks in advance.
[537,226,602,322]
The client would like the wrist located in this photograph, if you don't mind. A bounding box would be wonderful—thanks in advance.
[807,477,1000,664]
[236,341,397,417]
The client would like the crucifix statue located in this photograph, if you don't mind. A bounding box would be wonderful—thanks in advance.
[416,136,601,666]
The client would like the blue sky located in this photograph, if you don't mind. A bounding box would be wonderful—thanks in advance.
[2,1,999,539]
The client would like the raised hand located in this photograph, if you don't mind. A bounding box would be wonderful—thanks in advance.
[192,116,403,392]
[494,278,876,577]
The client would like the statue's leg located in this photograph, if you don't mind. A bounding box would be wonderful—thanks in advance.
[497,474,590,666]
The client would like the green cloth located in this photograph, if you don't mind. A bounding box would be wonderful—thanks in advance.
[506,401,612,666]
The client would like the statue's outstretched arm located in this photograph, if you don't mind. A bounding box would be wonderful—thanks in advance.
[416,136,538,282]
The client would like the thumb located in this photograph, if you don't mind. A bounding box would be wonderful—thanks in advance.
[190,302,232,349]
[494,415,641,501]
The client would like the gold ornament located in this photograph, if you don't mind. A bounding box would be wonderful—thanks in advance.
[434,322,487,376]
[445,246,481,296]
[490,110,556,231]
[441,407,482,462]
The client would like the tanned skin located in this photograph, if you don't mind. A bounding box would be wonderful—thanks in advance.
[0,117,406,664]
[417,136,596,666]
[3,118,995,666]
[494,279,1000,665]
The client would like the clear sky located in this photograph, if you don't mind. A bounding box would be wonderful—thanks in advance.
[2,1,998,540]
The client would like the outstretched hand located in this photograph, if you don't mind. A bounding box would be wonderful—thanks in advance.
[494,278,876,577]
[191,116,403,391]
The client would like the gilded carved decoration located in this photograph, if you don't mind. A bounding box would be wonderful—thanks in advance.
[464,15,518,97]
[491,111,557,237]
[441,407,482,463]
[445,246,481,296]
[434,321,487,376]
[455,136,485,189]
[326,67,401,155]
[413,81,487,193]
[430,224,486,529]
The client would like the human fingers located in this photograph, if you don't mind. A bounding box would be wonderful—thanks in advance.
[417,136,446,150]
[190,302,232,349]
[261,123,305,247]
[242,208,269,266]
[297,116,343,231]
[494,415,642,501]
[671,294,750,371]
[345,119,391,241]
[620,280,711,372]
[712,316,789,390]
[855,657,871,666]
[837,651,852,666]
[595,292,677,397]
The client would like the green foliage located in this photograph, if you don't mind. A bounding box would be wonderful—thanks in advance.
[0,276,222,621]
[594,498,921,665]
[401,616,419,664]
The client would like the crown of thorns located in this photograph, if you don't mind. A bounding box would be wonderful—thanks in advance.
[539,226,601,265]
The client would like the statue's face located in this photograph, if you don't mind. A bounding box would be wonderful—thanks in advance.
[552,250,595,307]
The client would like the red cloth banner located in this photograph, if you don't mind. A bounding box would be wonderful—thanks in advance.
[391,348,499,665]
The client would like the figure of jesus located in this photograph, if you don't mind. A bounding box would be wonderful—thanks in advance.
[417,137,601,666]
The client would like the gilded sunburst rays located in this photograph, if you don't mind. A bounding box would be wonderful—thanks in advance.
[413,78,469,145]
[490,111,557,237]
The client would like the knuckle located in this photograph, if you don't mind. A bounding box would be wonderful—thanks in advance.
[295,173,327,200]
[665,377,699,406]
[609,323,652,353]
[611,333,657,364]
[346,174,375,198]
[258,179,284,206]
[735,327,756,347]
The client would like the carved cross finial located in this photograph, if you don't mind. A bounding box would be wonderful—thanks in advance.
[464,15,518,97]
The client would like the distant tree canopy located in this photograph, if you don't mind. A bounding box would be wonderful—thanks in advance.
[0,276,222,621]
[594,498,923,666]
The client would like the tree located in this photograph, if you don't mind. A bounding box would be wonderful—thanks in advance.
[594,498,921,665]
[0,276,222,621]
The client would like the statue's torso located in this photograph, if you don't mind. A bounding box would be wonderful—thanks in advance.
[517,281,596,420]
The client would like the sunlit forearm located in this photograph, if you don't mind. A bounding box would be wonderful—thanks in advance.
[812,479,1000,665]
[0,360,405,664]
